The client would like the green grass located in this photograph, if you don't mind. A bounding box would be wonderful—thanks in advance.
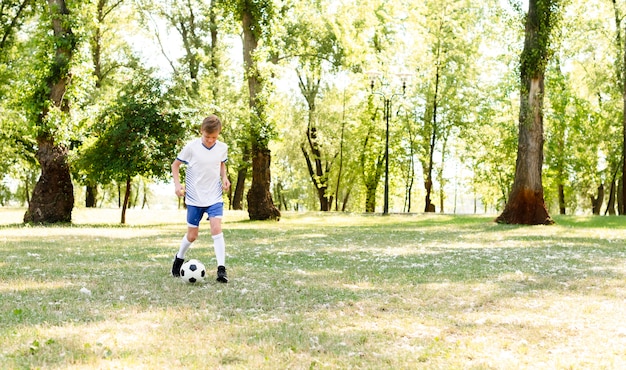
[2,208,626,369]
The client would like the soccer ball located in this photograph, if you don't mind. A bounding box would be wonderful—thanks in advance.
[180,259,206,283]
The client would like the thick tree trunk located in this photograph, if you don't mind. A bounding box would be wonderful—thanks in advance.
[24,0,75,224]
[24,137,73,223]
[496,0,555,225]
[246,148,280,220]
[496,77,553,225]
[242,4,279,221]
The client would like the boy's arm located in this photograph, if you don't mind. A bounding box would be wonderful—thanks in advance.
[172,159,185,197]
[221,161,231,191]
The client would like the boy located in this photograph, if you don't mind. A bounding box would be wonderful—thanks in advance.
[171,114,231,283]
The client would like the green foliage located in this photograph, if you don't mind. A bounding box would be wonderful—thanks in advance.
[1,0,625,216]
[76,74,187,185]
[519,0,562,79]
[221,0,275,40]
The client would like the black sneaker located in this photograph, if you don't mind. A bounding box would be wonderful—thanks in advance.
[217,265,228,283]
[171,256,185,277]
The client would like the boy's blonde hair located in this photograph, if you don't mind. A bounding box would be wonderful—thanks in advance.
[201,115,222,134]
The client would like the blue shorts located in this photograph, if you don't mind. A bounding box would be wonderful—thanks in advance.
[186,203,223,227]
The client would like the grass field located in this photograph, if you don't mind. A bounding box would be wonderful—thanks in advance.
[1,208,626,369]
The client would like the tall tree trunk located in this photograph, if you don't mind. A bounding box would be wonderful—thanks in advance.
[496,0,556,225]
[242,5,279,220]
[298,70,333,211]
[24,0,76,224]
[623,27,626,216]
[612,0,626,215]
[424,62,440,213]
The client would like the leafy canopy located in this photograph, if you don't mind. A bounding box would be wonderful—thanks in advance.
[77,74,187,185]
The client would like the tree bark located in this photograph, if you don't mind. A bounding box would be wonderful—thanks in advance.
[241,3,279,220]
[496,0,555,225]
[24,0,76,224]
[246,148,280,220]
[24,137,74,223]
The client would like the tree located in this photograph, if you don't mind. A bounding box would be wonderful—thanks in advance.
[83,0,125,207]
[616,0,626,215]
[24,0,78,223]
[0,0,32,57]
[273,1,344,212]
[496,0,560,225]
[238,0,280,220]
[0,0,35,187]
[411,0,484,213]
[360,98,385,213]
[76,75,186,223]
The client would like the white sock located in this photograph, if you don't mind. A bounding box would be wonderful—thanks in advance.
[176,235,193,259]
[212,233,226,266]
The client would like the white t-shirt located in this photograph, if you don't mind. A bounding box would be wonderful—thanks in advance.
[176,138,228,207]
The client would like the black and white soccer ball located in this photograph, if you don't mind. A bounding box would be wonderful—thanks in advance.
[180,259,206,283]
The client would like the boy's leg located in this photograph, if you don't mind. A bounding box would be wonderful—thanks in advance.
[177,232,194,259]
[211,222,227,283]
[208,203,228,283]
[211,231,226,267]
[172,206,203,277]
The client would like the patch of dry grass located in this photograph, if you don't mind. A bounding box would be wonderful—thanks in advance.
[1,209,626,369]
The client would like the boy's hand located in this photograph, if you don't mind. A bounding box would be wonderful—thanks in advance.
[222,178,231,191]
[174,184,185,197]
